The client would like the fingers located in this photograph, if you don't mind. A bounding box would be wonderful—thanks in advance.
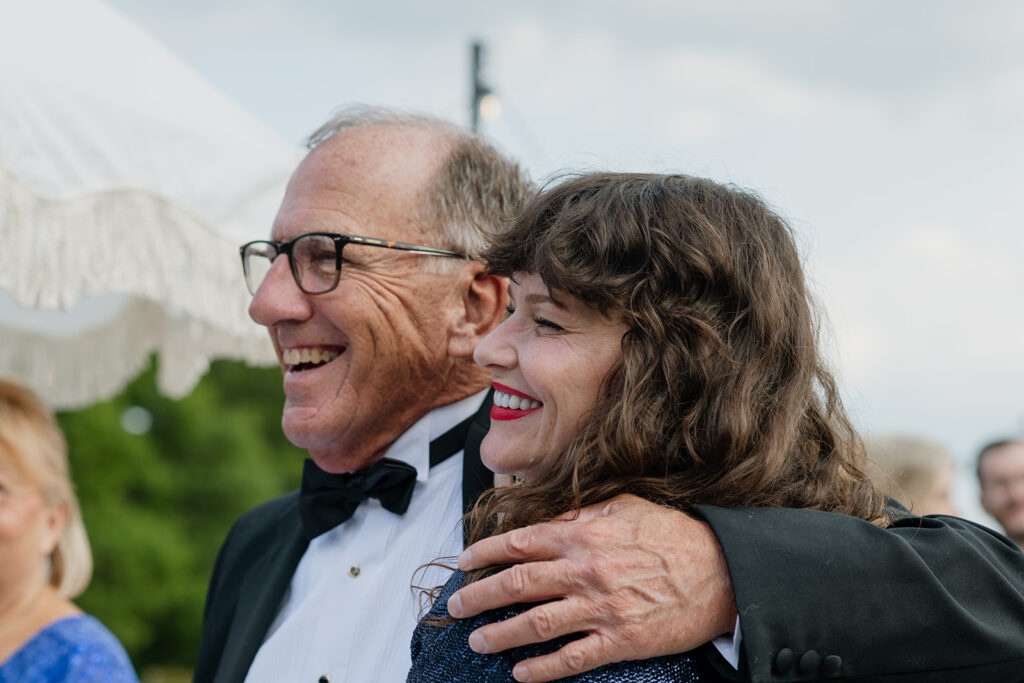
[465,598,579,655]
[459,494,650,571]
[459,494,647,570]
[509,635,611,683]
[459,521,574,571]
[448,560,572,618]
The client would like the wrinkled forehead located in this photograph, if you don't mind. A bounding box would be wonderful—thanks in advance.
[271,126,447,244]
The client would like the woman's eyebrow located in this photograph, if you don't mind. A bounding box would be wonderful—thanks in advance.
[523,292,566,309]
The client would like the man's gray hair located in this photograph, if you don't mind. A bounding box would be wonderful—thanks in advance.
[306,105,534,269]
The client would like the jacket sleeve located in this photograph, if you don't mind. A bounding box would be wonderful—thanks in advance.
[693,505,1024,682]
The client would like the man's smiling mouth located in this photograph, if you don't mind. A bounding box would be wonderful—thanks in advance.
[282,346,343,372]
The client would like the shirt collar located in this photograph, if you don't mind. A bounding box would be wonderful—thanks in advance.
[380,388,490,483]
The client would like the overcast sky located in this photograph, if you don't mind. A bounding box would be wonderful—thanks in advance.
[103,0,1024,522]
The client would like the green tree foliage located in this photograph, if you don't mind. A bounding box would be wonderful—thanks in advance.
[56,358,303,674]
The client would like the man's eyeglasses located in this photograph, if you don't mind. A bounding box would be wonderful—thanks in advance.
[240,232,468,295]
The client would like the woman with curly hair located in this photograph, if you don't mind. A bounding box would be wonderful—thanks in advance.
[407,172,888,682]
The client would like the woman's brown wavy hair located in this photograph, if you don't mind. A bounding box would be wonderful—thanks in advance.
[466,172,889,547]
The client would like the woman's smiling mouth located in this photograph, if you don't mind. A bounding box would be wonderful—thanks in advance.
[491,382,542,420]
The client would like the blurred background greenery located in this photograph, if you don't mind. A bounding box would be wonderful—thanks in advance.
[57,358,302,680]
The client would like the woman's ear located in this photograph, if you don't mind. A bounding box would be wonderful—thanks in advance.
[39,500,68,557]
[448,262,507,360]
[493,473,514,488]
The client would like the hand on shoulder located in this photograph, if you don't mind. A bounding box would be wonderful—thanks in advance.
[449,494,737,682]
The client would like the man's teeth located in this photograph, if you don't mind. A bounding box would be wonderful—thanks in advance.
[282,348,340,367]
[494,390,540,410]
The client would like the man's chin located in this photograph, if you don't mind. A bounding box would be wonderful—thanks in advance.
[281,406,332,451]
[281,412,381,473]
[307,451,378,474]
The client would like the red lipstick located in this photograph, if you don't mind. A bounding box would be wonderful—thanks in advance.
[491,382,542,421]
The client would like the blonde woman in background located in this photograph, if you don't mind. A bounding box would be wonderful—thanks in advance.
[866,434,959,516]
[0,379,138,682]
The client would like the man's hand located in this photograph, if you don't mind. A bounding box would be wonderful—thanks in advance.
[447,494,737,682]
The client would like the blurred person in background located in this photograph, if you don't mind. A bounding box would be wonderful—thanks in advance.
[0,379,138,682]
[865,434,958,516]
[977,439,1024,549]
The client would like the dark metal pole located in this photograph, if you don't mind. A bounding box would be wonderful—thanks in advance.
[471,41,483,132]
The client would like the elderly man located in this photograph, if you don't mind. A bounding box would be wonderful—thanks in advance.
[978,439,1024,549]
[194,109,527,683]
[195,107,1024,683]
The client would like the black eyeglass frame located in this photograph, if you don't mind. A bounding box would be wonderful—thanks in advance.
[239,231,469,295]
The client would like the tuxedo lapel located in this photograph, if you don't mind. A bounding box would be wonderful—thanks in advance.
[215,503,309,683]
[461,389,494,539]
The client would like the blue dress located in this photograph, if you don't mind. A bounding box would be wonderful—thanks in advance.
[408,570,720,682]
[0,614,139,683]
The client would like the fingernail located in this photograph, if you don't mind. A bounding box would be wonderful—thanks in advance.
[513,664,532,682]
[468,630,488,653]
[447,592,463,618]
[457,549,471,569]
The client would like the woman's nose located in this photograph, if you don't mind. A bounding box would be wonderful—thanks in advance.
[474,318,516,370]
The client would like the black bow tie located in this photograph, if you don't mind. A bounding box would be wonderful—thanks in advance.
[298,410,476,540]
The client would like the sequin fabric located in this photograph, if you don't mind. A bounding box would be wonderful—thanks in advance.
[408,570,721,682]
[0,614,139,683]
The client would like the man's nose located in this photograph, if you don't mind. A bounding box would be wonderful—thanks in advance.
[249,255,311,327]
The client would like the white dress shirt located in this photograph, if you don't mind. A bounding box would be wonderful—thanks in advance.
[713,617,742,669]
[244,389,488,683]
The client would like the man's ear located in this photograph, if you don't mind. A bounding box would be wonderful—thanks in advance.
[448,262,506,360]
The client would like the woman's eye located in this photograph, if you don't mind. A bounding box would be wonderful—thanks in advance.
[534,317,564,332]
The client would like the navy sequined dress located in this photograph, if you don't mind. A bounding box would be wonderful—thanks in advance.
[408,570,720,682]
[0,614,139,683]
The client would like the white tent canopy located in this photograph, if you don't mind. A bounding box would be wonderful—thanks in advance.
[0,0,297,409]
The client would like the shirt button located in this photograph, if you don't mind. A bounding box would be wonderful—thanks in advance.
[348,565,361,578]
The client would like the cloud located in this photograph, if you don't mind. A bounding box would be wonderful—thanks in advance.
[651,48,885,148]
[663,51,822,117]
[820,223,1024,384]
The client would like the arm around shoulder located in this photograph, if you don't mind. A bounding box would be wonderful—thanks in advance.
[695,504,1024,682]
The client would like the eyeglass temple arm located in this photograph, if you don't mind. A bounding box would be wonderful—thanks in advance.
[343,235,467,258]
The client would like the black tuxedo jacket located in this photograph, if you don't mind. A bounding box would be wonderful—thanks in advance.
[695,504,1024,682]
[194,394,1024,682]
[192,397,493,683]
